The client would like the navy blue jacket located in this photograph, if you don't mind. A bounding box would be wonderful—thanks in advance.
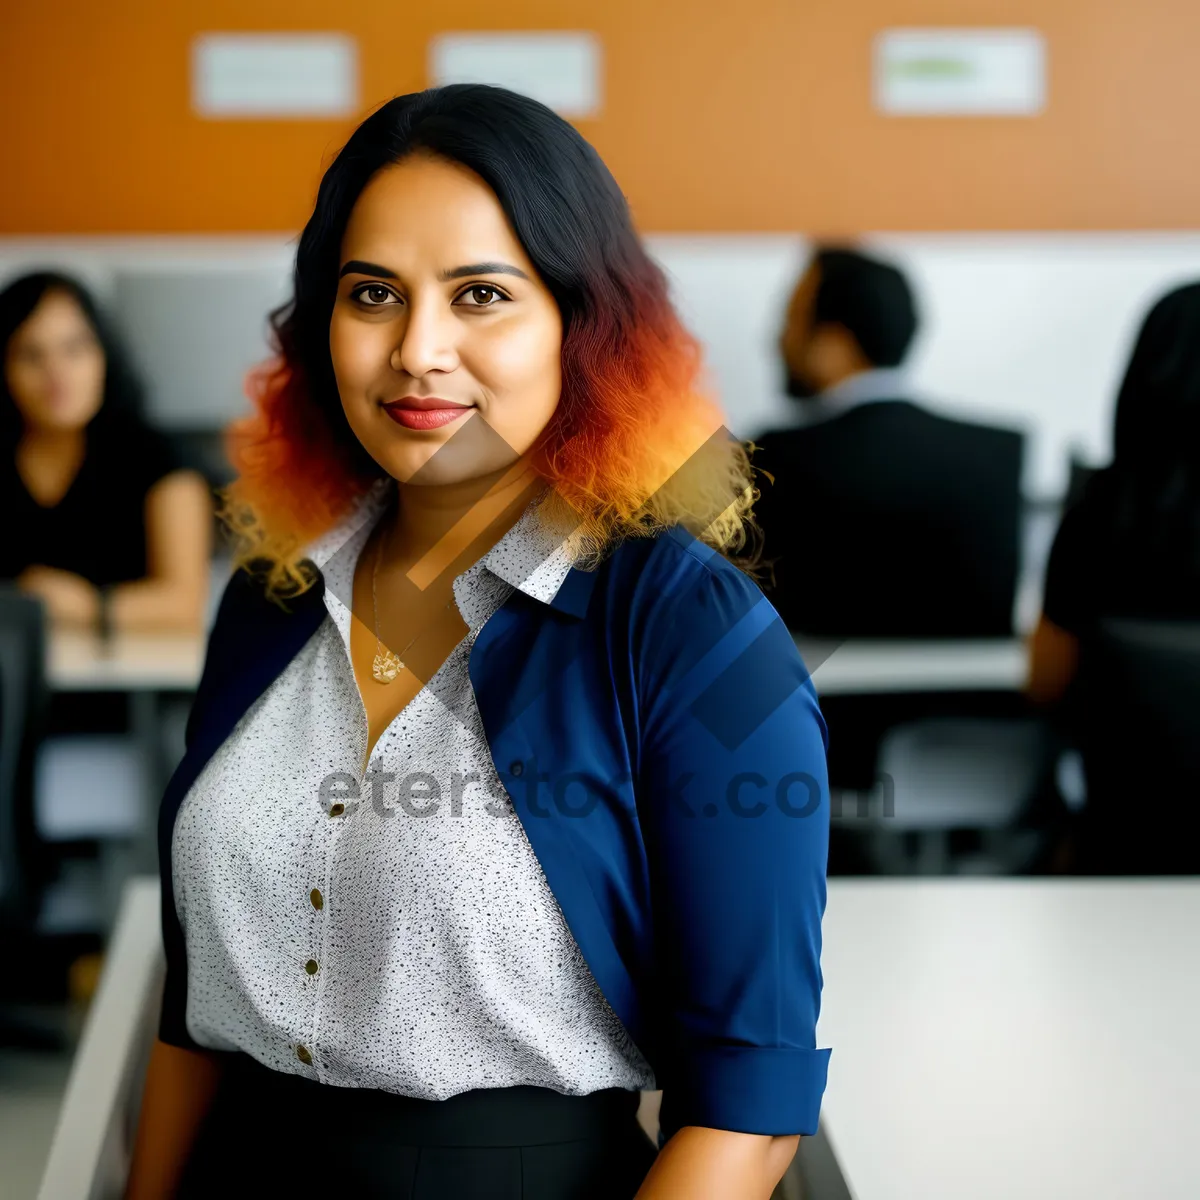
[156,522,832,1141]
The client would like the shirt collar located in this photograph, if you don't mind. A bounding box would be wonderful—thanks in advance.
[476,486,579,605]
[303,477,579,609]
[794,366,910,427]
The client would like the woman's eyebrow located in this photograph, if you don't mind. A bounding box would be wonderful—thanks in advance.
[337,259,531,282]
[339,260,397,279]
[439,262,530,282]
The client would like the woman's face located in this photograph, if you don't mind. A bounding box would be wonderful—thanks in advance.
[5,290,106,434]
[330,153,564,486]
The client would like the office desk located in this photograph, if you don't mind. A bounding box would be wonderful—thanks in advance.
[817,880,1200,1200]
[48,630,1027,698]
[43,630,204,875]
[802,638,1027,695]
[47,628,204,692]
[45,537,227,690]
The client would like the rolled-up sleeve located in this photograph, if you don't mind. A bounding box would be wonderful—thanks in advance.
[637,551,832,1139]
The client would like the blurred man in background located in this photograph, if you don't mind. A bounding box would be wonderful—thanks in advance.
[753,246,1024,638]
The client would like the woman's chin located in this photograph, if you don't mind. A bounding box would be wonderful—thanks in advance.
[366,443,494,488]
[363,423,533,489]
[32,407,97,434]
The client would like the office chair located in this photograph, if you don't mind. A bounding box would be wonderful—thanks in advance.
[1074,618,1200,874]
[1064,454,1099,512]
[835,715,1053,875]
[0,589,49,925]
[0,586,62,1048]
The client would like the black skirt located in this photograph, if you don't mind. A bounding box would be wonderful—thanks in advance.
[178,1054,660,1199]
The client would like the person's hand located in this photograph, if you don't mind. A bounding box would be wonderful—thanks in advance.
[16,564,101,628]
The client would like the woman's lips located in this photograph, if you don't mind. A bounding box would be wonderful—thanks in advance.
[381,403,474,430]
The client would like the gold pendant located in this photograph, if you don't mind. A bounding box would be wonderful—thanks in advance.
[372,648,402,684]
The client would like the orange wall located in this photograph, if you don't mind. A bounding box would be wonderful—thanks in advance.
[3,0,1198,234]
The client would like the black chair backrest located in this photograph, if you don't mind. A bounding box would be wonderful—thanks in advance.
[1064,455,1098,512]
[1076,618,1200,872]
[0,587,49,928]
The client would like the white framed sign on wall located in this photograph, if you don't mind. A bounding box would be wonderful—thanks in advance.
[874,29,1047,117]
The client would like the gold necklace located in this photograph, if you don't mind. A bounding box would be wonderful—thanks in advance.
[370,530,455,685]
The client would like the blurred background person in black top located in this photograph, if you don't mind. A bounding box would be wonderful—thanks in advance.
[1030,281,1200,702]
[1029,282,1200,873]
[752,246,1024,638]
[0,271,212,633]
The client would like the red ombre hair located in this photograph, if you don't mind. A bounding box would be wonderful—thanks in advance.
[221,85,766,599]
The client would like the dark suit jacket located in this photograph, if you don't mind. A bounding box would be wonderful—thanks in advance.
[752,400,1024,638]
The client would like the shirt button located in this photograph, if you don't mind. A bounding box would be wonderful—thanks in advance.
[296,1044,313,1065]
[510,760,524,777]
[305,959,319,975]
[310,888,324,910]
[329,802,345,817]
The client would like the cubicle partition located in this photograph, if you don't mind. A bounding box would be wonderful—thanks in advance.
[37,878,162,1200]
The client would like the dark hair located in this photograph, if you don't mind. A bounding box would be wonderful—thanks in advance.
[0,270,146,448]
[1112,283,1200,462]
[227,84,761,597]
[810,246,919,368]
[278,83,683,467]
[1089,282,1200,570]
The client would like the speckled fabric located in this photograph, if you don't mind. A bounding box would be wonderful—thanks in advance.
[172,479,655,1098]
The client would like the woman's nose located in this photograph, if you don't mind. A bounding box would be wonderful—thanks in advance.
[390,299,459,378]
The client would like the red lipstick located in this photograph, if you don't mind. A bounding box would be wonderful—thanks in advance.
[381,396,475,431]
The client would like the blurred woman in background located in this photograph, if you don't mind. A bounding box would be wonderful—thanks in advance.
[1029,282,1200,873]
[1029,282,1200,701]
[0,271,211,633]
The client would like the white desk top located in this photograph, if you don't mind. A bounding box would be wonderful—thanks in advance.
[47,628,204,691]
[817,880,1200,1200]
[45,629,1027,696]
[803,638,1028,695]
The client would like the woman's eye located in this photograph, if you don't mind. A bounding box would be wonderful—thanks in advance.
[458,285,505,307]
[355,284,396,306]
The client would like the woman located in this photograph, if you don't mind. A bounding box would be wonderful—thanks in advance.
[1029,282,1200,699]
[128,85,831,1199]
[0,272,212,633]
[1028,283,1200,872]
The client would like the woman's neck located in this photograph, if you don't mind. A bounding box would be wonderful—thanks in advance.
[16,423,88,507]
[20,421,85,454]
[382,460,546,582]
